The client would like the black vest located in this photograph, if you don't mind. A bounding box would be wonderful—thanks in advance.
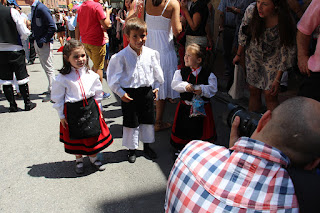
[0,4,20,45]
[180,67,211,102]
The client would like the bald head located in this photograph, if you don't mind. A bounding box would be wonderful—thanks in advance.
[259,97,320,168]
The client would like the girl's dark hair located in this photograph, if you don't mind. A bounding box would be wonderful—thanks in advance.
[123,0,134,12]
[152,0,162,7]
[249,0,296,47]
[59,39,88,75]
[186,43,211,68]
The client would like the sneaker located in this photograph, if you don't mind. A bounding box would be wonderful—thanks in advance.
[75,162,84,174]
[128,150,136,163]
[103,92,111,99]
[90,159,106,171]
[42,94,51,102]
[143,145,157,159]
[25,102,37,111]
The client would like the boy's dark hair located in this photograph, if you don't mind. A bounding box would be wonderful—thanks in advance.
[124,17,147,36]
[249,0,296,47]
[59,39,89,75]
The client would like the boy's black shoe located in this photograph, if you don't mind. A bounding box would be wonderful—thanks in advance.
[25,102,37,111]
[143,144,157,159]
[128,150,136,163]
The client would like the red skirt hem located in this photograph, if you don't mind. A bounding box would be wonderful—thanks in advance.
[59,101,113,155]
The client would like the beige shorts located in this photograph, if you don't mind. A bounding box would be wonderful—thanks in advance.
[83,43,106,71]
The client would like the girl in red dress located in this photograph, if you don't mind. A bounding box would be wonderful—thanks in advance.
[51,39,113,174]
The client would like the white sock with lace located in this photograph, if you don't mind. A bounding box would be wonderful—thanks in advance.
[89,156,98,163]
[76,157,83,168]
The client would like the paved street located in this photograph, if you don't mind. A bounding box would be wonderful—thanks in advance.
[0,41,234,212]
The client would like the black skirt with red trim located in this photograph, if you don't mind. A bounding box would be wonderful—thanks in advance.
[170,100,217,150]
[59,101,113,155]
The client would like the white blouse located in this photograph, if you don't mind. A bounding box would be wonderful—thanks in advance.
[107,45,164,98]
[51,67,103,119]
[171,67,218,98]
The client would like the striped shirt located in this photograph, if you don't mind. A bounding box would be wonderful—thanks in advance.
[165,138,299,212]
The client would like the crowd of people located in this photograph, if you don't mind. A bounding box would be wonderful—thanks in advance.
[1,0,320,212]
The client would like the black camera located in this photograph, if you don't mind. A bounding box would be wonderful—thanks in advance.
[226,103,261,137]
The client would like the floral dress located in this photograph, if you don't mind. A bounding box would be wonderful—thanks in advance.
[238,3,296,90]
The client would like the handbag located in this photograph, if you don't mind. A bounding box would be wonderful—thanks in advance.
[228,64,246,100]
[66,70,101,140]
[190,95,206,117]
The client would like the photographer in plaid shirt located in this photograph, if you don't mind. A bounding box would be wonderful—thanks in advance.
[165,96,320,212]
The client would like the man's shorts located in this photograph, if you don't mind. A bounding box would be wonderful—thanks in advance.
[0,50,29,83]
[83,43,106,71]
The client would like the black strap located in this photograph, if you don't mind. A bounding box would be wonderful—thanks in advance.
[286,167,320,213]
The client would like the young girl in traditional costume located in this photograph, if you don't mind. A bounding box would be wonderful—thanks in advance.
[170,43,217,154]
[51,39,113,174]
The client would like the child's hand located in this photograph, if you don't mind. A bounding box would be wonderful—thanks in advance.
[194,87,202,95]
[121,93,133,103]
[185,84,194,93]
[60,118,68,129]
[152,89,158,100]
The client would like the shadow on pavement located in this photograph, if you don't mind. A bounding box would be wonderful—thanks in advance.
[103,108,122,119]
[105,122,123,139]
[27,158,97,178]
[98,189,166,213]
[26,150,148,179]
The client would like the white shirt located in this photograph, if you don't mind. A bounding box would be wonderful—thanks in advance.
[0,8,31,51]
[171,67,218,98]
[53,13,63,24]
[66,16,75,31]
[107,45,164,98]
[51,67,103,119]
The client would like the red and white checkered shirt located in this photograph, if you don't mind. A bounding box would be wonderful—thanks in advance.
[165,137,299,212]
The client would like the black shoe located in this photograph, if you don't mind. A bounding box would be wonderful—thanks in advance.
[9,104,18,112]
[25,102,37,111]
[27,61,34,65]
[75,162,84,174]
[128,150,136,163]
[143,144,157,159]
[91,159,106,171]
[42,94,51,102]
[41,91,50,95]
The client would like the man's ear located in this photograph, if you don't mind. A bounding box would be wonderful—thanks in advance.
[304,158,320,170]
[256,110,272,133]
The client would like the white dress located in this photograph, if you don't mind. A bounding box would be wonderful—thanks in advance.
[145,0,179,100]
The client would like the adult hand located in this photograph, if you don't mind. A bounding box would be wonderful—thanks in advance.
[60,118,68,129]
[298,55,311,77]
[229,116,240,148]
[116,32,120,40]
[185,84,194,93]
[180,0,188,11]
[153,89,159,100]
[270,80,280,96]
[121,93,133,103]
[106,7,112,15]
[233,55,240,65]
